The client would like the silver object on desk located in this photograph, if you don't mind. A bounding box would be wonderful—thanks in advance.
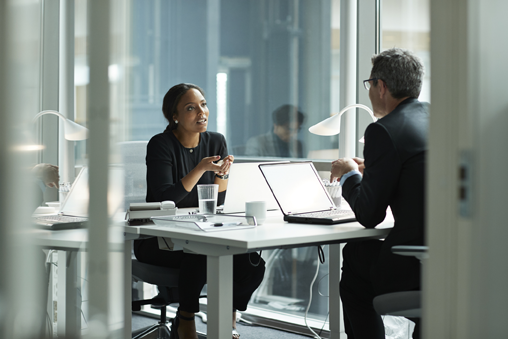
[259,162,356,225]
[126,201,177,225]
[152,214,256,232]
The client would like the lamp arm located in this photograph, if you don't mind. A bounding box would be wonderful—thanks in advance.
[32,110,67,123]
[336,104,376,122]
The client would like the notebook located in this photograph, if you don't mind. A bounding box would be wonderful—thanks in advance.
[258,162,356,225]
[33,167,89,230]
[222,162,280,213]
[33,166,124,230]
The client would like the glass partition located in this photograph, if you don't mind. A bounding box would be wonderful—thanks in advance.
[127,0,337,160]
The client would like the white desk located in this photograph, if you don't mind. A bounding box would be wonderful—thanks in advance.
[125,211,393,339]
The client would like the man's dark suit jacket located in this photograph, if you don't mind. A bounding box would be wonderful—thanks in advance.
[342,97,429,295]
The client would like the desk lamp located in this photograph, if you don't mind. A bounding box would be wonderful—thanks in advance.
[32,110,88,140]
[33,110,88,194]
[308,104,376,137]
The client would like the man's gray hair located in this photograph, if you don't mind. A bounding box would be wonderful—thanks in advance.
[371,48,424,99]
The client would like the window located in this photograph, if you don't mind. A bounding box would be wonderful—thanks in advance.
[127,0,339,160]
[382,0,430,102]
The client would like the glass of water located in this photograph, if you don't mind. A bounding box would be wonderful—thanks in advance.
[197,184,219,214]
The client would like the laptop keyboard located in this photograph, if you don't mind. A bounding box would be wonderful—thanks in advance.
[298,209,353,218]
[35,215,88,224]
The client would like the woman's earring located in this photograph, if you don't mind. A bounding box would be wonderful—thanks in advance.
[174,120,178,124]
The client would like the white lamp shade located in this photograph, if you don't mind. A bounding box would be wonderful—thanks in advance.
[308,114,342,136]
[63,119,88,140]
[308,104,376,136]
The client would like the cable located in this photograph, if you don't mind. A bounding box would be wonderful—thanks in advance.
[251,248,283,302]
[318,312,329,337]
[317,273,329,297]
[248,251,263,267]
[303,246,325,339]
[317,245,325,264]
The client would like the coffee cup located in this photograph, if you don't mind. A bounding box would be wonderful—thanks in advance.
[245,201,266,225]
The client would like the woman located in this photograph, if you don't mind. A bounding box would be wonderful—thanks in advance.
[134,83,265,339]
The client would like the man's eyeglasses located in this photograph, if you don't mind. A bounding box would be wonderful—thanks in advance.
[363,78,378,90]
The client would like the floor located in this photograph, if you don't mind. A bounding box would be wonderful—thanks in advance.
[132,312,415,339]
[132,312,312,339]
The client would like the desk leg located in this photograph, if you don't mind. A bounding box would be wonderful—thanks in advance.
[206,255,233,339]
[57,250,81,338]
[329,244,342,339]
[123,240,133,339]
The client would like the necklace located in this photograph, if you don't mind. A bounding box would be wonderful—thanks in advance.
[172,130,199,153]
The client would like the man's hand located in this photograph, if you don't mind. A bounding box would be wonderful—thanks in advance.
[32,163,60,188]
[330,158,359,182]
[352,157,365,175]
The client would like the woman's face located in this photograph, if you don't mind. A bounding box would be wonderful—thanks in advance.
[173,88,209,134]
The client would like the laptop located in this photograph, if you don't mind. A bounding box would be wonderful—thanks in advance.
[258,162,356,224]
[222,162,280,213]
[34,167,89,230]
[33,165,124,230]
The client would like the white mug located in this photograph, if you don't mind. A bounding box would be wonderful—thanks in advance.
[245,201,266,225]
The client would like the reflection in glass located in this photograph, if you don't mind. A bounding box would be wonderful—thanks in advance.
[245,105,306,158]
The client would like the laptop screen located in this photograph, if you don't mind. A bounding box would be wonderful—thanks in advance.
[59,167,89,217]
[223,162,281,213]
[259,162,335,215]
[59,166,124,217]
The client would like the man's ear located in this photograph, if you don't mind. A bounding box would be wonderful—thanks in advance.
[377,79,388,99]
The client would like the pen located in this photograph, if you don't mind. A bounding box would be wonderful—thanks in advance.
[212,222,242,227]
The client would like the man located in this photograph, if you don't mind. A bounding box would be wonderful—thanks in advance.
[245,104,305,158]
[330,48,428,339]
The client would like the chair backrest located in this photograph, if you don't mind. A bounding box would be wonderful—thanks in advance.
[118,141,149,210]
[132,259,181,306]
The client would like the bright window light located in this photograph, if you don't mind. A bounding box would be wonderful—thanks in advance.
[216,73,228,138]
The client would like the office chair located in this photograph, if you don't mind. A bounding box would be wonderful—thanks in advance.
[118,141,149,209]
[132,258,180,339]
[373,246,428,338]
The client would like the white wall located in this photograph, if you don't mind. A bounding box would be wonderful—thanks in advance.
[425,0,508,337]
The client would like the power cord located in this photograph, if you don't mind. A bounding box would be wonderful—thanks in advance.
[303,245,326,339]
[318,312,329,337]
[317,273,329,297]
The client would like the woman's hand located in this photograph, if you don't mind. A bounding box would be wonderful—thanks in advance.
[216,155,234,176]
[197,155,223,173]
